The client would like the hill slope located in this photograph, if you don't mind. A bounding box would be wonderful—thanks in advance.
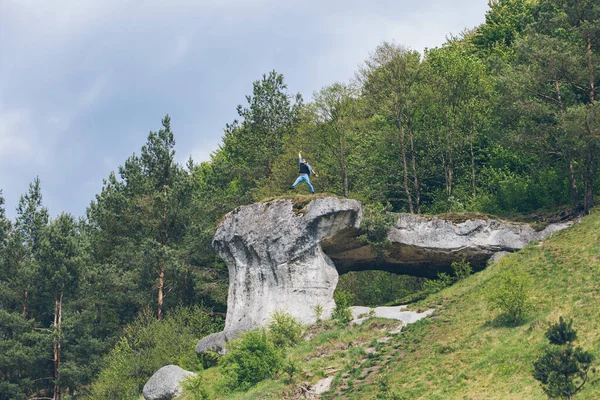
[190,211,600,399]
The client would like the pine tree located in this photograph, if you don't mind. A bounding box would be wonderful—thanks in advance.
[533,317,595,399]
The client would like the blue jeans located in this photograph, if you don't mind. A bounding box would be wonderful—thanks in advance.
[291,174,314,193]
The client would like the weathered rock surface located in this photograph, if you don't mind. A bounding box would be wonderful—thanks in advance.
[209,197,572,335]
[213,197,362,332]
[143,365,195,400]
[194,328,243,355]
[325,213,573,277]
[350,305,435,326]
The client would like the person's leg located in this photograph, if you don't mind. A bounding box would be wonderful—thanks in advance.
[302,175,315,194]
[290,175,303,189]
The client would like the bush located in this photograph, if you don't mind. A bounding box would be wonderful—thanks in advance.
[423,272,453,294]
[183,371,213,400]
[268,310,305,349]
[312,303,324,322]
[359,202,396,255]
[451,259,472,281]
[88,306,219,399]
[485,268,533,325]
[219,329,283,391]
[332,290,354,326]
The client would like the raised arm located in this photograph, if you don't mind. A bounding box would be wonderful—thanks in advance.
[298,151,302,165]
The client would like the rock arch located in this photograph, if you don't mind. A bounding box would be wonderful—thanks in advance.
[210,197,570,334]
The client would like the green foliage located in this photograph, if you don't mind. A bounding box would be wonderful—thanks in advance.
[485,268,533,325]
[423,272,454,294]
[89,306,218,399]
[4,0,600,395]
[183,372,213,400]
[451,259,473,281]
[267,310,305,349]
[282,356,300,384]
[359,203,396,254]
[533,317,595,399]
[546,316,578,345]
[312,303,324,322]
[0,309,51,400]
[337,270,426,306]
[219,329,283,391]
[376,368,402,400]
[332,290,354,325]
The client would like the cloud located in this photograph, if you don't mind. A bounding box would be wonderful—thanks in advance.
[0,108,43,162]
[183,145,216,165]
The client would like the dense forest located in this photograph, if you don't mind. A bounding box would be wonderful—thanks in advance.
[1,0,599,398]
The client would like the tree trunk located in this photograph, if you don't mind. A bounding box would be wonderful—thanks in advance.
[53,291,63,400]
[554,74,580,211]
[409,130,421,214]
[587,34,595,102]
[396,118,413,213]
[339,131,348,198]
[447,144,454,200]
[158,185,168,320]
[470,142,476,197]
[157,267,165,320]
[583,146,596,214]
[22,291,28,318]
[568,155,580,211]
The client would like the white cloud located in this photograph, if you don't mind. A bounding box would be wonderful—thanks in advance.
[0,108,43,161]
[181,144,218,165]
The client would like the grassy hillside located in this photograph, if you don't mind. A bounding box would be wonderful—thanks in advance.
[185,210,600,400]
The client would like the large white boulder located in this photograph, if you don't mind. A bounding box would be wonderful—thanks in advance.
[142,365,195,400]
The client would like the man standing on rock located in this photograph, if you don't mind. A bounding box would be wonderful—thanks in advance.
[290,151,318,194]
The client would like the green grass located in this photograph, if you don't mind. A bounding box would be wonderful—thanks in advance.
[183,210,600,399]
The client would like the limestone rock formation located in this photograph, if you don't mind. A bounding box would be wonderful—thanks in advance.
[325,213,572,277]
[142,365,195,400]
[212,197,362,332]
[206,196,572,338]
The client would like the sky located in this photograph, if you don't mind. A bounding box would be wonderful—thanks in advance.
[0,0,490,219]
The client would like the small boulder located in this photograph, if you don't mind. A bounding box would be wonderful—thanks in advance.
[143,365,195,400]
[195,329,242,355]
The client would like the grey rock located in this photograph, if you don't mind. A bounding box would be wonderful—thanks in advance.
[326,213,573,277]
[489,251,511,264]
[213,197,362,332]
[350,305,435,326]
[142,365,195,400]
[212,197,573,333]
[195,329,243,355]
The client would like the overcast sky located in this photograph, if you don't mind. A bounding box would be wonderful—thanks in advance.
[0,0,490,219]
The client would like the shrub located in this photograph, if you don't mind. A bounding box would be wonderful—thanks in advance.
[268,310,305,348]
[359,202,396,256]
[533,317,595,399]
[423,272,453,294]
[451,259,472,281]
[183,371,213,400]
[312,303,324,322]
[88,306,219,400]
[282,356,300,383]
[219,329,282,391]
[485,268,533,325]
[332,290,354,326]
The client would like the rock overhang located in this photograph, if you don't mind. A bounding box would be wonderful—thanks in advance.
[208,196,573,334]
